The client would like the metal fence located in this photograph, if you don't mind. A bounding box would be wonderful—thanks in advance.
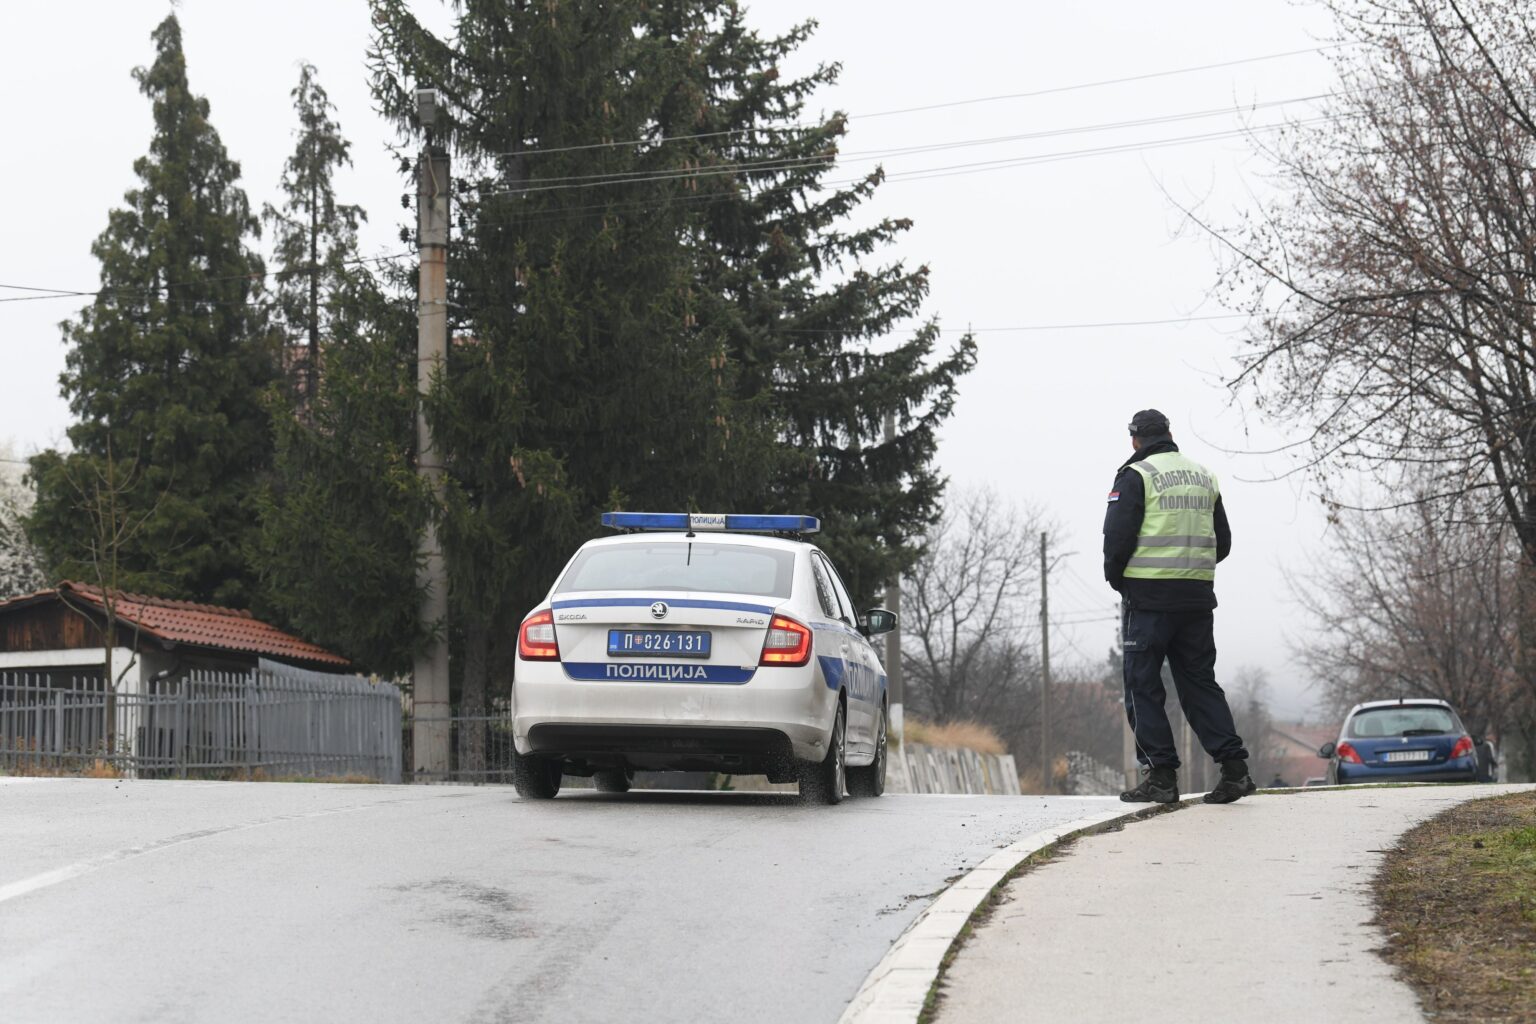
[0,668,403,782]
[403,699,520,783]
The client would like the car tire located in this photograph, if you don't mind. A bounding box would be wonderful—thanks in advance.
[593,769,634,794]
[799,703,846,805]
[847,704,887,798]
[513,752,562,800]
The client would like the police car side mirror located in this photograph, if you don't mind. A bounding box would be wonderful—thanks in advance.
[860,608,897,637]
[1317,742,1336,759]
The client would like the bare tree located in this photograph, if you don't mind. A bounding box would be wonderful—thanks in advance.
[31,440,170,755]
[1226,666,1291,785]
[901,489,1051,759]
[1291,501,1531,770]
[1209,0,1536,555]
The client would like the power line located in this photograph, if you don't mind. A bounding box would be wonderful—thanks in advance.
[486,108,1340,198]
[486,93,1331,194]
[0,252,415,306]
[494,44,1345,158]
[783,314,1247,335]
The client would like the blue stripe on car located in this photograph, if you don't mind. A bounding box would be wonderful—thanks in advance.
[817,655,846,691]
[552,597,775,615]
[561,661,756,684]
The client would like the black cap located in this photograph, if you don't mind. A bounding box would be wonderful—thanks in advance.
[1128,409,1170,437]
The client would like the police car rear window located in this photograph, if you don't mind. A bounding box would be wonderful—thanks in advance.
[556,543,796,598]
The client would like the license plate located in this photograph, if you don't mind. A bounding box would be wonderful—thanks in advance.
[607,629,712,658]
[1382,750,1432,763]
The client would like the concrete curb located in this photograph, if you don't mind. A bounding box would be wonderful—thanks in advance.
[837,797,1198,1024]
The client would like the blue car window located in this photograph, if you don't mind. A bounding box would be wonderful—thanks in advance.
[1347,706,1456,738]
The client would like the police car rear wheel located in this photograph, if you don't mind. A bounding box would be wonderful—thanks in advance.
[799,703,846,805]
[513,752,562,800]
[848,705,887,798]
[593,769,633,793]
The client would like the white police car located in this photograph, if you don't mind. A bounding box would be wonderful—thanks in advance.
[511,512,896,804]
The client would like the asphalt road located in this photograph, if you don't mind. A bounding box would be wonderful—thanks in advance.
[0,778,1109,1024]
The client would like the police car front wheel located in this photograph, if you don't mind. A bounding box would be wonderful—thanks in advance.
[847,704,887,798]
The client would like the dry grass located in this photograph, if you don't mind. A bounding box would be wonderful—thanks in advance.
[903,717,1006,755]
[1374,790,1536,1024]
[1,757,121,779]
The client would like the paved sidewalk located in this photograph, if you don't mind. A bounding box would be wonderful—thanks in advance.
[937,785,1529,1024]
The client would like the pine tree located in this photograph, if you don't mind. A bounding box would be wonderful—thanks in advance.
[370,0,767,718]
[28,14,275,608]
[254,65,424,674]
[262,64,366,415]
[365,0,974,701]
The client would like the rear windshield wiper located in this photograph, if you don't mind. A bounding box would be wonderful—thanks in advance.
[1400,728,1446,737]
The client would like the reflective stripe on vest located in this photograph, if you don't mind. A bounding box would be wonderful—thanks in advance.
[1123,451,1220,582]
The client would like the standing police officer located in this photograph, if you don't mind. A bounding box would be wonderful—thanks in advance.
[1103,409,1255,804]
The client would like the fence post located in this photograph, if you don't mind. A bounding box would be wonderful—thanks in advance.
[52,689,64,769]
[176,681,189,780]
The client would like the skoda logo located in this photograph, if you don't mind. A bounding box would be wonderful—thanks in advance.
[650,601,669,620]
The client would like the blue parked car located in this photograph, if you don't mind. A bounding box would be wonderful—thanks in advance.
[1319,699,1479,784]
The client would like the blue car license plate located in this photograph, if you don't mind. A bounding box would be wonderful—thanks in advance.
[608,629,712,658]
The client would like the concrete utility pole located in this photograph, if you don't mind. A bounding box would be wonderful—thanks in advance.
[413,88,451,778]
[1039,531,1052,792]
[883,413,904,749]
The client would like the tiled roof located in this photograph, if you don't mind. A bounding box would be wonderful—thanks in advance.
[1,582,349,668]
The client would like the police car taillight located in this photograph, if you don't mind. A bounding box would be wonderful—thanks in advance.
[518,610,559,661]
[760,615,812,667]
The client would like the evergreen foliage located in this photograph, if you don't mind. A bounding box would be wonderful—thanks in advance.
[255,272,426,675]
[27,14,274,608]
[262,64,367,412]
[254,64,425,675]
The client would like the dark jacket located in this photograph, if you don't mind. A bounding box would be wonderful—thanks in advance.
[1102,439,1231,611]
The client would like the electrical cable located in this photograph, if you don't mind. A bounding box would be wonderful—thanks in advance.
[0,252,415,306]
[485,93,1332,192]
[485,110,1341,197]
[491,44,1346,158]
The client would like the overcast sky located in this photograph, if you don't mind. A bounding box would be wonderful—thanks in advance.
[3,1,1348,720]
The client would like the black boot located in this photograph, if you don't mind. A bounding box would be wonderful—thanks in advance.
[1120,765,1179,804]
[1203,759,1258,804]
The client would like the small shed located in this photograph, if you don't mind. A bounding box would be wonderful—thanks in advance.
[0,581,349,691]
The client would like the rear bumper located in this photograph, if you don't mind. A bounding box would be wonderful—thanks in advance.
[510,661,837,769]
[1337,756,1478,784]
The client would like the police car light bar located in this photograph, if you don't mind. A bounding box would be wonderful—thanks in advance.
[600,512,821,534]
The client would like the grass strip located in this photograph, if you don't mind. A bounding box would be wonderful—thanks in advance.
[1374,790,1536,1024]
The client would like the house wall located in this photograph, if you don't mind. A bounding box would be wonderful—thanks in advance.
[0,647,141,692]
[1,602,105,652]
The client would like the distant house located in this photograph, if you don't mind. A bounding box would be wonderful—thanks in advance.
[1267,723,1338,787]
[0,581,348,691]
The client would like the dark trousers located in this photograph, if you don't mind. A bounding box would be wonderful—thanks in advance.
[1121,607,1248,769]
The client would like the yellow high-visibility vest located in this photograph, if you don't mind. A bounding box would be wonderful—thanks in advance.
[1123,451,1220,581]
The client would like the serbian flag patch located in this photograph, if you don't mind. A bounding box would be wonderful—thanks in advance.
[1107,490,1120,502]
